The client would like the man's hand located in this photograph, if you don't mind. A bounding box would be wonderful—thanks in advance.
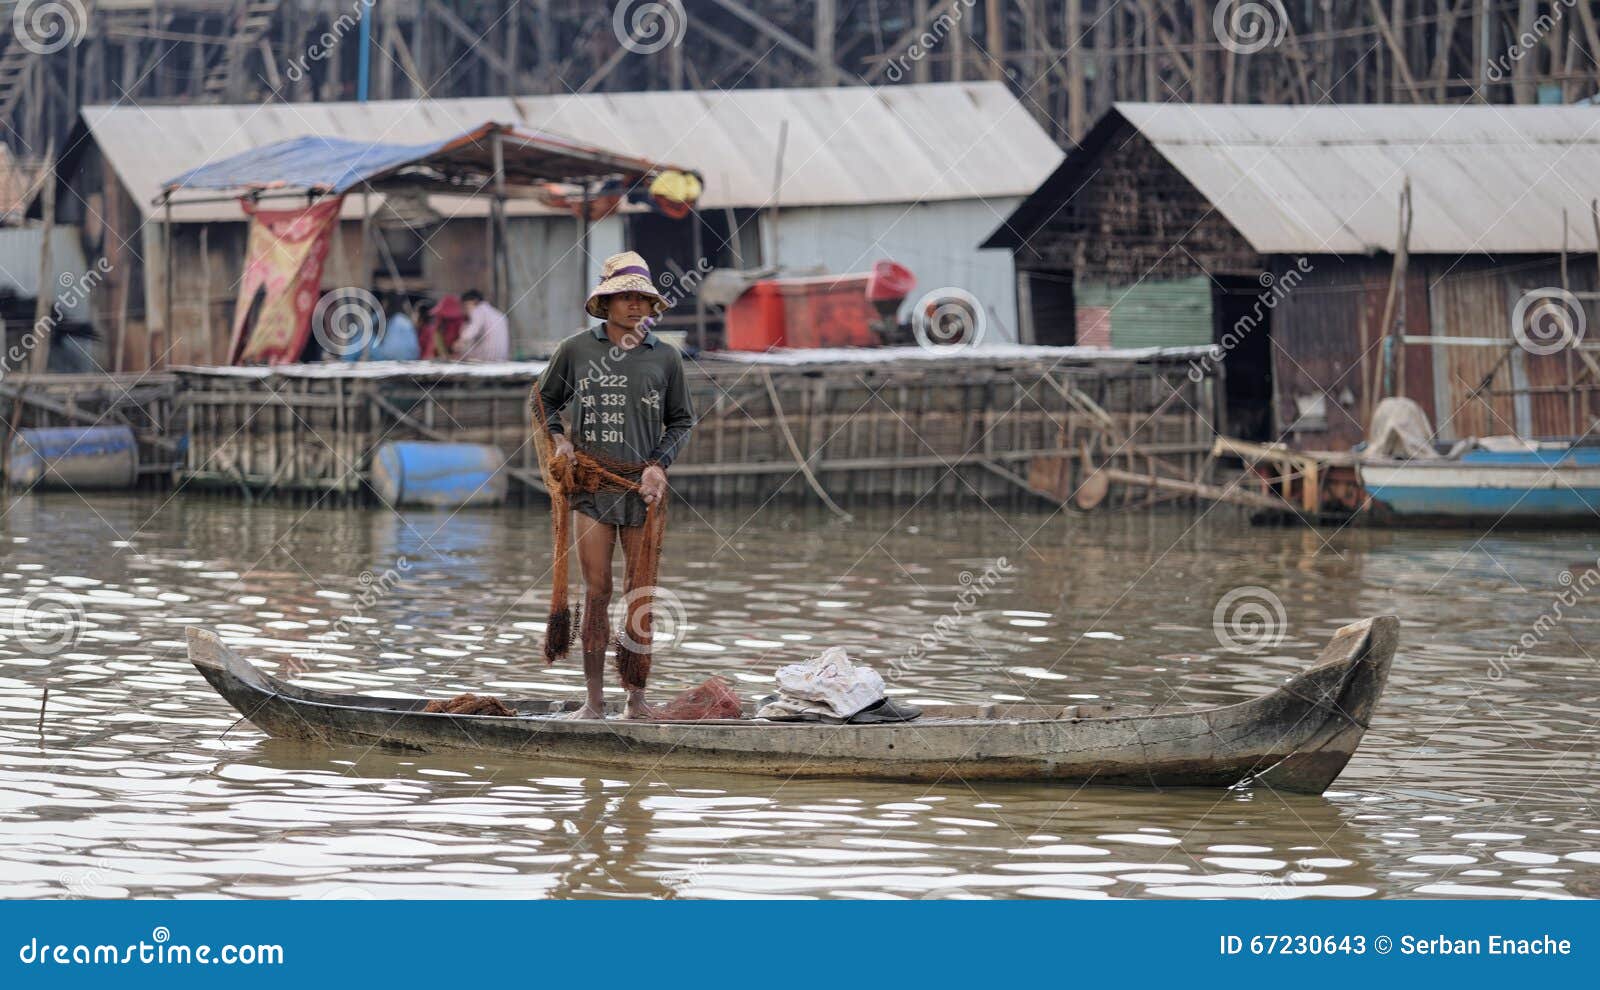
[639,464,668,504]
[551,434,575,463]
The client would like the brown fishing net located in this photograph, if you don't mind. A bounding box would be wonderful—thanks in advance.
[529,386,668,692]
[424,693,517,716]
[658,677,743,721]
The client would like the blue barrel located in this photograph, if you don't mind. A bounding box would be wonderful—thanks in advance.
[370,441,508,508]
[7,426,139,490]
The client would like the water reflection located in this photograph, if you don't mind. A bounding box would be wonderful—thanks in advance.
[0,493,1596,899]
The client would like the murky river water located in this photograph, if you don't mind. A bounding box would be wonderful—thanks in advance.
[1,493,1596,899]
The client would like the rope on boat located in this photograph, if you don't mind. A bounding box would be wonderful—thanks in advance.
[760,368,853,522]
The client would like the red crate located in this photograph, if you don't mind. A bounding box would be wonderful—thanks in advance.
[724,281,787,351]
[776,274,879,349]
[724,273,894,350]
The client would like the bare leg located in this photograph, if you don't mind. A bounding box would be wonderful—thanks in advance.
[617,520,656,720]
[566,512,615,719]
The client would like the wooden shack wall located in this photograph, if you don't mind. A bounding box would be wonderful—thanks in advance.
[1007,120,1263,350]
[1426,255,1597,440]
[52,141,145,373]
[1269,253,1596,449]
[1012,121,1262,285]
[1268,256,1435,450]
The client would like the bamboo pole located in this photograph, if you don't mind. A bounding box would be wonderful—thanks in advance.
[200,224,212,364]
[1367,0,1421,100]
[1374,177,1412,406]
[986,0,1004,81]
[1095,467,1286,511]
[27,140,57,376]
[1066,0,1086,141]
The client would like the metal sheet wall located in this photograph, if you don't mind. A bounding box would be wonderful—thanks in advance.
[772,199,1024,343]
[0,226,93,321]
[1073,277,1214,349]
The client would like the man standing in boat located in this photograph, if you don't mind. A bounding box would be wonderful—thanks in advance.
[532,252,695,719]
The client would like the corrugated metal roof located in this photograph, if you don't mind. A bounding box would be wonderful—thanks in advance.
[83,83,1063,222]
[989,103,1600,255]
[1118,102,1600,254]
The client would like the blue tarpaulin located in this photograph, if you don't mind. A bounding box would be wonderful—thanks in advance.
[163,135,454,195]
[160,122,673,197]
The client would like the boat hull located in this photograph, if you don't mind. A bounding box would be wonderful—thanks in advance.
[186,616,1398,795]
[1361,448,1600,525]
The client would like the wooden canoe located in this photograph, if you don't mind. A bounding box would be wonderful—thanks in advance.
[185,615,1397,794]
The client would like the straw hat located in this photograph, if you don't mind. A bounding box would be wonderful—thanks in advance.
[585,251,669,319]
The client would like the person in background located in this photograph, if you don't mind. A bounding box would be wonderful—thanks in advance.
[455,289,510,362]
[418,294,465,360]
[367,294,421,362]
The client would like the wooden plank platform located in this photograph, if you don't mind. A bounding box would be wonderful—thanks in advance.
[170,349,1219,509]
[0,349,1221,510]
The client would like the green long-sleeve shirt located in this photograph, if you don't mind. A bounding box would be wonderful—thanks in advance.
[534,325,696,470]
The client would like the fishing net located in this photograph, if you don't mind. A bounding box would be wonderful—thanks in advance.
[424,693,517,716]
[530,386,667,692]
[658,677,743,721]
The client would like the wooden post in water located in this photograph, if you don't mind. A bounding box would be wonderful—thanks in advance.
[162,193,175,371]
[1563,209,1576,435]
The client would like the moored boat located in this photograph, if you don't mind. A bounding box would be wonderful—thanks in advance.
[186,616,1398,795]
[1360,441,1600,525]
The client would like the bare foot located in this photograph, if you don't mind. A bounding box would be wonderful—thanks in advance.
[563,704,606,720]
[624,692,656,720]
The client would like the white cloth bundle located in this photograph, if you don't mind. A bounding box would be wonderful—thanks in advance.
[761,647,886,720]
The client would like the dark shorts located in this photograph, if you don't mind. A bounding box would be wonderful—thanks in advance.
[571,489,649,528]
